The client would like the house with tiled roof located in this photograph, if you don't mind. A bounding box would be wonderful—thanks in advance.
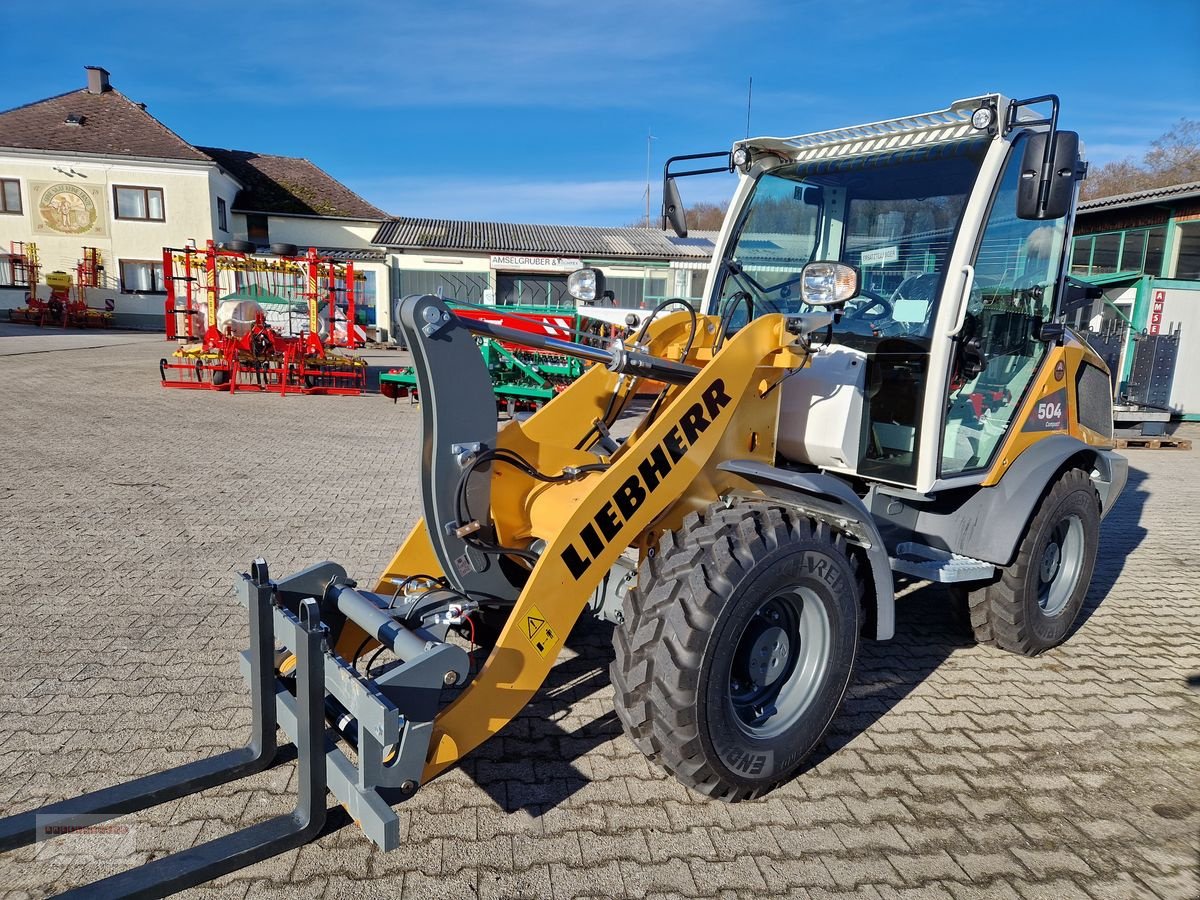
[0,66,390,329]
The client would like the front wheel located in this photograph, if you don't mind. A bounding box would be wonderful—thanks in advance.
[611,502,860,801]
[960,467,1100,655]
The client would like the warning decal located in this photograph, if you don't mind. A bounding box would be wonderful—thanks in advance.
[522,604,559,659]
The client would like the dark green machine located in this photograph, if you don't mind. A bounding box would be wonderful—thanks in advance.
[381,303,592,410]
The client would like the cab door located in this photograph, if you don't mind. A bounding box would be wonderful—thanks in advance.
[940,132,1071,478]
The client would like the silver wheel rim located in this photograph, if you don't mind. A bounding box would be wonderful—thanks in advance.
[728,586,832,739]
[1038,514,1085,617]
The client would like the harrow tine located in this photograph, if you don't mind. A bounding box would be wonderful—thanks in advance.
[0,560,280,855]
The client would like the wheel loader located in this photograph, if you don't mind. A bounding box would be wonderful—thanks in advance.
[0,93,1126,896]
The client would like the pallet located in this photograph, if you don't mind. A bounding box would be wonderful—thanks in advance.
[1114,436,1192,451]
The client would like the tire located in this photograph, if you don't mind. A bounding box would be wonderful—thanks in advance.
[221,240,256,254]
[270,242,299,258]
[611,502,860,801]
[962,467,1099,655]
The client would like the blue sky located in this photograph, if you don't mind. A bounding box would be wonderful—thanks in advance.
[3,0,1198,226]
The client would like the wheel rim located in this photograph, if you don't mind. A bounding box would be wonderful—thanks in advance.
[728,586,831,739]
[1038,514,1085,617]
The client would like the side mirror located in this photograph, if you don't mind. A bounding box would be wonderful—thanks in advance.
[1038,322,1066,343]
[662,177,687,238]
[1058,275,1103,318]
[1017,130,1081,221]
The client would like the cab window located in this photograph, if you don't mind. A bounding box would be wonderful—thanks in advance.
[941,133,1068,476]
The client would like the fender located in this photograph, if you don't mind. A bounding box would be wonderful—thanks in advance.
[874,435,1127,569]
[716,459,896,641]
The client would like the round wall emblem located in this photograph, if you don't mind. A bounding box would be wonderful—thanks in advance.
[38,183,98,235]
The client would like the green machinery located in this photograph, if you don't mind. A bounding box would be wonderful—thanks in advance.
[381,303,593,410]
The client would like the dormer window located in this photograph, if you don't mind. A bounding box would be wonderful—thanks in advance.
[64,114,85,127]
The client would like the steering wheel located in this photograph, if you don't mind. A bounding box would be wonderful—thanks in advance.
[844,287,893,322]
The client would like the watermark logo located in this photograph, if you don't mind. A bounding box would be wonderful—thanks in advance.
[34,814,138,865]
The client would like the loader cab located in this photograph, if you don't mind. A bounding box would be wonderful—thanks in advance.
[706,97,1082,493]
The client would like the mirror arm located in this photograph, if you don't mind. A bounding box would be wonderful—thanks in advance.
[661,151,734,235]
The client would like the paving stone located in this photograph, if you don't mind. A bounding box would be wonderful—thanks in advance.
[0,340,1197,899]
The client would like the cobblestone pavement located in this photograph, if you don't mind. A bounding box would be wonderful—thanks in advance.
[0,332,1197,900]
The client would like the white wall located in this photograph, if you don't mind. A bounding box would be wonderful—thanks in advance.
[1155,286,1200,414]
[0,152,225,326]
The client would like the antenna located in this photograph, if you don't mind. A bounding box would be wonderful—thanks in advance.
[745,76,753,138]
[644,128,657,227]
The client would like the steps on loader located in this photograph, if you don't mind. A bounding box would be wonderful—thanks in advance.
[890,542,995,584]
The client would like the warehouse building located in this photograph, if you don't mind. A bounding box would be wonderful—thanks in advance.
[1071,181,1200,417]
[370,218,716,339]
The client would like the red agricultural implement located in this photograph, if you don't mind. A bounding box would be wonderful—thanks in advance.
[7,244,114,328]
[160,241,366,395]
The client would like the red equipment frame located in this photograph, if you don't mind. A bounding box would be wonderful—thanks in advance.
[160,241,365,395]
[7,244,113,328]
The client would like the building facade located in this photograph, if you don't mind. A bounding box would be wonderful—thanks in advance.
[0,67,389,331]
[1070,181,1200,417]
[371,217,716,338]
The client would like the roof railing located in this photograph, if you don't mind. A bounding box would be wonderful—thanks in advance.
[739,94,1007,162]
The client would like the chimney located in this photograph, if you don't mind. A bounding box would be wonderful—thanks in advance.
[84,66,111,94]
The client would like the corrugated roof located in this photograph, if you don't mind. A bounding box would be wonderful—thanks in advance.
[1078,181,1200,213]
[311,246,386,261]
[373,218,717,260]
[0,87,209,161]
[200,147,388,220]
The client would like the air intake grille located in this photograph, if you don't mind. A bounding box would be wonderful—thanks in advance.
[1076,363,1113,438]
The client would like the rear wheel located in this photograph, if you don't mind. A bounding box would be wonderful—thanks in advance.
[960,467,1099,655]
[611,502,860,801]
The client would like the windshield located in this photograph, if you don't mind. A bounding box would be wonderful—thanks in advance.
[713,139,990,348]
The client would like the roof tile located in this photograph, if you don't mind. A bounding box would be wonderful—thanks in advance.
[0,88,209,161]
[199,147,388,220]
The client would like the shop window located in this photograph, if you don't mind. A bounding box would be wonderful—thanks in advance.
[495,273,571,306]
[1175,223,1200,280]
[607,277,645,307]
[217,198,228,232]
[119,259,165,293]
[114,185,164,221]
[396,269,489,302]
[1145,227,1166,277]
[1070,236,1091,275]
[1090,233,1120,274]
[1119,230,1146,273]
[1,178,21,214]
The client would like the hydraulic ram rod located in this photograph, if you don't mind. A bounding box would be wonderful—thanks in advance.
[328,583,434,662]
[459,316,700,386]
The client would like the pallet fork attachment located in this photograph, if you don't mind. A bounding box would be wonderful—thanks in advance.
[0,556,468,897]
[0,562,327,897]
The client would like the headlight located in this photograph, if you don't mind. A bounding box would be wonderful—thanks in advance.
[971,106,995,130]
[567,267,606,303]
[800,262,859,307]
[732,146,751,169]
